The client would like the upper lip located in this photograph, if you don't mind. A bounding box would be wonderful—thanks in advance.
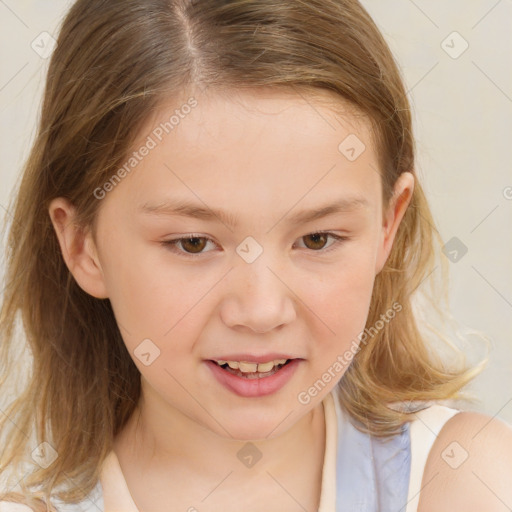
[208,353,301,364]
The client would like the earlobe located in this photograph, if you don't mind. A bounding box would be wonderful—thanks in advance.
[375,172,415,274]
[48,197,109,299]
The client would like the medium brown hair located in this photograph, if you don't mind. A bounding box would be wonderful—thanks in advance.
[0,0,484,508]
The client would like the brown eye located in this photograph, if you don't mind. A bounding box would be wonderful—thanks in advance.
[162,232,348,259]
[161,235,216,257]
[302,233,329,250]
[179,237,208,253]
[295,232,349,254]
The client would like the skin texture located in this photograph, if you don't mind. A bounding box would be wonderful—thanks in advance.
[48,87,416,510]
[418,411,512,512]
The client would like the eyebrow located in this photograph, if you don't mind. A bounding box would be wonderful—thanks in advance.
[139,196,369,229]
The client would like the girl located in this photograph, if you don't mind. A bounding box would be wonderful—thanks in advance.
[1,0,511,511]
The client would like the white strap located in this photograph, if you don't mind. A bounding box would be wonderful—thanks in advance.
[317,391,337,512]
[405,405,460,512]
[100,450,139,512]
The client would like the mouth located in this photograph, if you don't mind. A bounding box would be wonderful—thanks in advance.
[209,358,293,379]
[205,357,302,397]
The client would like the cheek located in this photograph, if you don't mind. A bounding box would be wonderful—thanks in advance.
[304,245,377,353]
[99,239,190,346]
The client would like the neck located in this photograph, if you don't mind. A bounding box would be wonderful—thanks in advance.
[113,381,327,490]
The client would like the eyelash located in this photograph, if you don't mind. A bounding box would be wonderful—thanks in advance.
[160,231,349,258]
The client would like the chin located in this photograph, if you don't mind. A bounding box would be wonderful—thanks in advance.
[206,411,298,442]
[224,426,283,442]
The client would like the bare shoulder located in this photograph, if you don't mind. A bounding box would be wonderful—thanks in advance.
[418,410,512,512]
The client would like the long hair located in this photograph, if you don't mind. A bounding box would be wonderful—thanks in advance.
[0,0,484,508]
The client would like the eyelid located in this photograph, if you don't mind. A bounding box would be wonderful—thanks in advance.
[161,233,218,257]
[160,230,350,258]
[292,231,348,252]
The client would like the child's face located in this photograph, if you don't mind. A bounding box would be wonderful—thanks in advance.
[88,88,412,440]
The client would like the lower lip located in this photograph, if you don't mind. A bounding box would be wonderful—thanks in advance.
[205,359,302,398]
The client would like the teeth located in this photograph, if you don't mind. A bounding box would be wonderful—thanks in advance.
[215,358,289,373]
[239,361,258,372]
[256,361,274,373]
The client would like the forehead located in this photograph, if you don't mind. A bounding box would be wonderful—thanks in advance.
[144,86,374,155]
[102,87,382,221]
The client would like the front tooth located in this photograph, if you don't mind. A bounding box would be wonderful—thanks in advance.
[257,361,275,372]
[238,361,258,372]
[227,361,239,370]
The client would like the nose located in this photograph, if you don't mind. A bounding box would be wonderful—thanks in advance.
[220,256,297,334]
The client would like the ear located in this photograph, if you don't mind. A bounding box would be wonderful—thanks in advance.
[375,171,415,274]
[48,197,109,299]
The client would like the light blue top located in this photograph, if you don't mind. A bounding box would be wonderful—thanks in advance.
[334,399,411,510]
